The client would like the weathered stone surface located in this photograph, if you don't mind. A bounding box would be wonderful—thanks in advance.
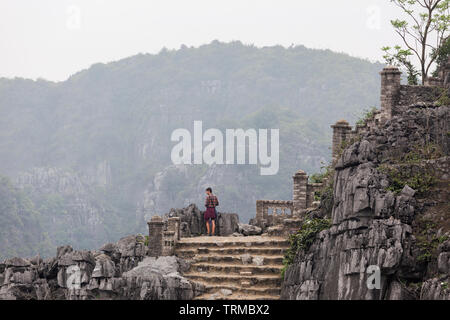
[4,257,31,268]
[121,256,204,300]
[420,278,450,300]
[238,224,262,236]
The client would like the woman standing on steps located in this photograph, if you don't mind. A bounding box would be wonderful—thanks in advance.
[204,187,219,236]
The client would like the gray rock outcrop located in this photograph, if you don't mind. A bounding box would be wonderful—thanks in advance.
[0,235,202,300]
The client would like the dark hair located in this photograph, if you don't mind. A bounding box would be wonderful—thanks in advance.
[206,187,212,193]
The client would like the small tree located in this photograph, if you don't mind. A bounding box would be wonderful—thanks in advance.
[384,0,449,84]
[382,46,421,84]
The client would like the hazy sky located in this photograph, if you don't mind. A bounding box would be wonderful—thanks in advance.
[0,0,403,81]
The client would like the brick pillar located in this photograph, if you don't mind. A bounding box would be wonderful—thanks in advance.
[380,66,401,120]
[331,120,352,164]
[293,170,308,216]
[147,215,164,257]
[256,200,264,224]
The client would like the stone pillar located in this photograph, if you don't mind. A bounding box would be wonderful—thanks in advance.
[293,170,308,216]
[147,215,164,257]
[162,231,175,256]
[256,200,264,224]
[331,120,352,164]
[168,217,181,241]
[380,66,401,120]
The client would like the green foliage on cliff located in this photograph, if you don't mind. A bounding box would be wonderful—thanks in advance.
[379,143,442,194]
[282,217,332,278]
[356,107,377,126]
[415,217,448,263]
[0,176,53,260]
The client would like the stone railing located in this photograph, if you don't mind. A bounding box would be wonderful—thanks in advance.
[255,200,294,228]
[147,216,181,257]
[253,172,323,229]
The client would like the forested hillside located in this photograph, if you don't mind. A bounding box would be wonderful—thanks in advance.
[0,41,383,258]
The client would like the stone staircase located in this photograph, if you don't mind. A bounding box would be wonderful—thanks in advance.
[175,236,289,300]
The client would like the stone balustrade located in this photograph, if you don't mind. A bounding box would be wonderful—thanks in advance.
[147,216,181,257]
[256,200,294,228]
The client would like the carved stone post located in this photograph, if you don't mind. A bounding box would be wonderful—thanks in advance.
[293,170,308,216]
[380,66,401,120]
[147,215,164,257]
[168,217,181,241]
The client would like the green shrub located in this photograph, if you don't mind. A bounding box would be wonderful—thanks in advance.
[378,164,436,194]
[281,217,332,278]
[378,143,441,195]
[414,218,445,263]
[436,89,450,106]
[356,107,377,126]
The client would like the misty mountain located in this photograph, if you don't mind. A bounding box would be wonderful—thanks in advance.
[0,41,383,259]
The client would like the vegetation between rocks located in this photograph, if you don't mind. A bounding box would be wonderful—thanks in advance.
[281,217,332,278]
[379,143,443,194]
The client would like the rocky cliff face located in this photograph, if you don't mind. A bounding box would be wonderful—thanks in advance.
[13,167,121,253]
[281,104,450,300]
[0,235,204,300]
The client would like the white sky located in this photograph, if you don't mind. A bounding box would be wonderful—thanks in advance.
[0,0,403,82]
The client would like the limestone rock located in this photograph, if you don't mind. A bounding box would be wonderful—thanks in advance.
[238,224,262,236]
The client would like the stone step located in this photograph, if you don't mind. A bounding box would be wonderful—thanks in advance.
[184,273,282,288]
[194,293,280,300]
[176,236,289,250]
[190,254,284,265]
[201,283,281,296]
[191,263,283,275]
[177,247,287,258]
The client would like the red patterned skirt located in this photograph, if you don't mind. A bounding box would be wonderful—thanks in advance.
[204,207,216,221]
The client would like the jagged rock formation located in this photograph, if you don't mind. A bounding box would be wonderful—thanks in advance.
[0,235,203,300]
[281,102,450,300]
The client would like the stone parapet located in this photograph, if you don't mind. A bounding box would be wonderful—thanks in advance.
[147,215,181,257]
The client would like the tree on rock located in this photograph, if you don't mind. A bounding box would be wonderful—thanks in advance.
[383,0,449,84]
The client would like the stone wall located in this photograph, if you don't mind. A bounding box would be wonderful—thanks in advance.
[255,200,294,228]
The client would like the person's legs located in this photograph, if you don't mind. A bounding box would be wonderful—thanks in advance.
[211,219,215,236]
[206,219,210,235]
